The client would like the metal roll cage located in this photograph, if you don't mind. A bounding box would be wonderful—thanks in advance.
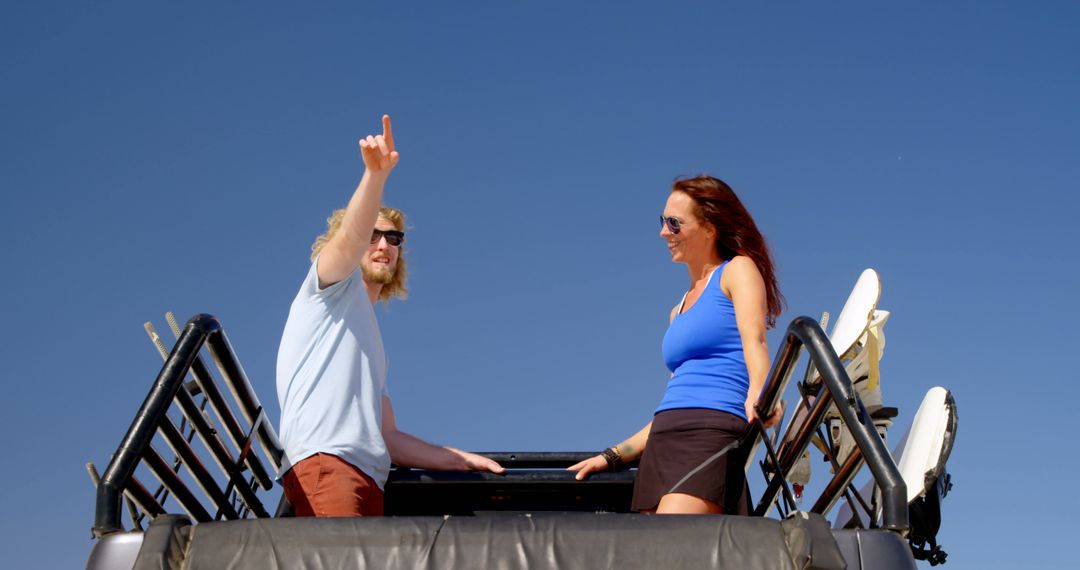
[92,314,907,538]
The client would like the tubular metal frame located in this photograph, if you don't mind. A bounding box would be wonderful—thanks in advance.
[93,314,908,538]
[93,314,284,537]
[747,316,908,534]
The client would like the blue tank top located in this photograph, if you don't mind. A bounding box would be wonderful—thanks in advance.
[656,261,750,419]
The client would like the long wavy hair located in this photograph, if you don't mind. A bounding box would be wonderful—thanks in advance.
[310,206,408,302]
[673,176,785,327]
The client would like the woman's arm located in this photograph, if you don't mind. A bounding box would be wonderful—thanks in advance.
[723,256,780,425]
[567,421,652,480]
[567,304,680,480]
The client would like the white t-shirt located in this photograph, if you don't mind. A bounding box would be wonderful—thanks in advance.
[276,259,391,488]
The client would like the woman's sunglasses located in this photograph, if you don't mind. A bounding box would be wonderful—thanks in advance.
[660,215,683,234]
[370,229,405,247]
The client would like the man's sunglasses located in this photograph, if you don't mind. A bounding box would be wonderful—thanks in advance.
[371,229,405,247]
[660,215,683,234]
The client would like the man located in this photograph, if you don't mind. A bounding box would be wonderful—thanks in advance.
[276,114,504,517]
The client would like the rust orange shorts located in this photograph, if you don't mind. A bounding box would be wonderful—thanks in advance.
[283,453,384,517]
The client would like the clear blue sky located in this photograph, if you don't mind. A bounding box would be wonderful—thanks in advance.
[2,2,1077,567]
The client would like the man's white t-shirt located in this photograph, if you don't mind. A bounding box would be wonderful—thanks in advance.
[276,259,391,489]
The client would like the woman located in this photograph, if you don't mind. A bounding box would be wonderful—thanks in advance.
[568,175,784,515]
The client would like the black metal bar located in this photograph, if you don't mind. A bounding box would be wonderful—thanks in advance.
[185,349,274,490]
[388,469,637,484]
[93,315,218,537]
[810,395,883,524]
[125,475,166,519]
[206,329,285,471]
[745,332,806,473]
[158,418,239,519]
[755,384,832,512]
[811,446,865,514]
[237,409,264,469]
[143,445,213,523]
[172,382,270,518]
[814,423,865,526]
[757,424,798,513]
[749,316,908,534]
[385,468,637,515]
[405,452,638,470]
[846,482,875,527]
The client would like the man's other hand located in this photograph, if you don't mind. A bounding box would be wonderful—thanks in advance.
[454,449,506,475]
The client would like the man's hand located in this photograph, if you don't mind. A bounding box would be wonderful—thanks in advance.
[453,449,505,474]
[359,114,400,175]
[567,454,609,481]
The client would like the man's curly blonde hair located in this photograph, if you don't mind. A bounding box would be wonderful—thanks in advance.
[310,207,408,302]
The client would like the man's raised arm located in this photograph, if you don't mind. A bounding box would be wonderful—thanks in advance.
[317,114,400,288]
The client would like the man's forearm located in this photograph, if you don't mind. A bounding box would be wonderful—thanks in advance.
[384,429,468,470]
[317,172,390,286]
[339,171,387,250]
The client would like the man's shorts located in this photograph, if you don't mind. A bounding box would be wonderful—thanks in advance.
[283,453,385,517]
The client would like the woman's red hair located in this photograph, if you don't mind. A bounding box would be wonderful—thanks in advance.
[673,176,786,327]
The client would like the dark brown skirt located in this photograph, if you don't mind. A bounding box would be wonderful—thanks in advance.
[631,408,751,514]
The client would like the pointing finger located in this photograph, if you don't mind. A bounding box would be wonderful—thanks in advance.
[382,114,394,149]
[376,134,390,156]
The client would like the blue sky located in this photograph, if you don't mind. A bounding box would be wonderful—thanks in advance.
[2,1,1077,567]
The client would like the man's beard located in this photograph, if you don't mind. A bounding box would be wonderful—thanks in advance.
[361,261,395,285]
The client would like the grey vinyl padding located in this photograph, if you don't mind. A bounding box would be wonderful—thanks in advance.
[832,528,918,570]
[121,511,910,570]
[131,515,190,570]
[782,512,850,570]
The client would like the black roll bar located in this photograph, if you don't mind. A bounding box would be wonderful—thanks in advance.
[93,314,284,537]
[385,453,639,516]
[749,316,908,534]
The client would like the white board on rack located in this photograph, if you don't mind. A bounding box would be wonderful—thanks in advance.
[833,386,958,527]
[748,268,883,476]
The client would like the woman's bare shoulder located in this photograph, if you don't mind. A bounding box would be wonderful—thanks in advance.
[721,256,765,293]
[727,255,758,273]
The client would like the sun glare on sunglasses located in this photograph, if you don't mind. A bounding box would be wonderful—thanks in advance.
[370,229,405,246]
[660,215,682,234]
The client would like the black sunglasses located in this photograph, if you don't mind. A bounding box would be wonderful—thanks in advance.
[660,215,683,234]
[370,229,405,246]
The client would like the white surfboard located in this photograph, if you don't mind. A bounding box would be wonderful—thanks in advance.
[833,386,958,527]
[783,269,882,442]
[827,268,883,361]
[747,269,883,474]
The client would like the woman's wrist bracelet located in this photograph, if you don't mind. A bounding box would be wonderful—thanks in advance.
[601,447,623,469]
